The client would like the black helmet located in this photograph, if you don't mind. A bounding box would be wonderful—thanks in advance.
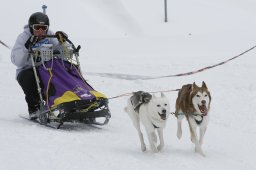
[28,12,49,33]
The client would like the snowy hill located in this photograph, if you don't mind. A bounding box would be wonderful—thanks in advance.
[1,0,256,170]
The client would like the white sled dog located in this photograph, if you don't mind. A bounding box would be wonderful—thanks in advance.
[125,91,170,153]
[175,81,211,156]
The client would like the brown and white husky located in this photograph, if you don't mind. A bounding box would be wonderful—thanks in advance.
[175,81,211,156]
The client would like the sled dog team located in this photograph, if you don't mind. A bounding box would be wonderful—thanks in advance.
[125,81,211,156]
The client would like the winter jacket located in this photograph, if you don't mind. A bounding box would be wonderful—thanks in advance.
[11,25,59,79]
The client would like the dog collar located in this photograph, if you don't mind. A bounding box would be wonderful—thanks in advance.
[194,115,203,125]
[152,123,159,129]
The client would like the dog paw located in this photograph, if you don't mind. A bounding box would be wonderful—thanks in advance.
[141,144,146,152]
[191,137,196,143]
[195,147,206,157]
[151,146,159,153]
[198,151,206,157]
[200,152,206,157]
[177,131,182,139]
[152,148,158,153]
[157,145,164,151]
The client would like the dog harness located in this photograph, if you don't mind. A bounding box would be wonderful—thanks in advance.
[176,112,204,125]
[130,91,158,128]
[152,123,159,129]
[194,115,203,125]
[130,91,152,113]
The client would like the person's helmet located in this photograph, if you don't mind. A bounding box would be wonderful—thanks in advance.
[28,12,49,33]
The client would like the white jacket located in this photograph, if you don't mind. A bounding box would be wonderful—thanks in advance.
[11,25,59,78]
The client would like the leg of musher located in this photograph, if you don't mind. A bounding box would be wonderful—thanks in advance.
[17,68,40,118]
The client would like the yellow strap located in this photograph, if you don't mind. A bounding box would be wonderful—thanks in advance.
[59,34,71,62]
[80,102,99,113]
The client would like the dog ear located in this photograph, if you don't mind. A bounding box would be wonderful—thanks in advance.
[161,92,166,98]
[202,81,208,89]
[192,82,198,91]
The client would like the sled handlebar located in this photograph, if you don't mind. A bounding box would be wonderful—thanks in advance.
[41,35,57,38]
[41,35,81,54]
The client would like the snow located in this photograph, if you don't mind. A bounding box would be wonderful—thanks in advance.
[1,0,256,169]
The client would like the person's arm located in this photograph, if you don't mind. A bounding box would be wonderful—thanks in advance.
[47,30,59,46]
[11,33,30,67]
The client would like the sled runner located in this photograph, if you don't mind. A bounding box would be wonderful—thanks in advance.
[28,35,111,128]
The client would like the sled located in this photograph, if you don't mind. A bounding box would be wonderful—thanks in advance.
[28,35,111,128]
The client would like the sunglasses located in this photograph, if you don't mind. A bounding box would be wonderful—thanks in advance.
[32,24,48,31]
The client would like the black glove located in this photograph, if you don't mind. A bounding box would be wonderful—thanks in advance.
[25,35,39,49]
[55,31,68,42]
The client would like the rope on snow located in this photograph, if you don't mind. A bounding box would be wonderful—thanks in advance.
[107,44,256,99]
[0,40,10,49]
[87,44,256,80]
[149,44,256,79]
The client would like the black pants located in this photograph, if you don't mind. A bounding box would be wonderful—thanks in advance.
[17,68,41,113]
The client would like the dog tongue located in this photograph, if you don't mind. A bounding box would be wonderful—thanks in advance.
[158,113,166,120]
[199,105,208,116]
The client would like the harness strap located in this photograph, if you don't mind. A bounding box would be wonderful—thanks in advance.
[190,112,205,125]
[194,116,203,125]
[175,112,204,125]
[152,123,159,129]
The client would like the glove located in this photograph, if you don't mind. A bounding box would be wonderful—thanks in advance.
[55,31,68,42]
[25,35,39,49]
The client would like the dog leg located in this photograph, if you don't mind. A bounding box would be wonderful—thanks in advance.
[152,132,157,144]
[177,115,184,139]
[127,108,147,152]
[193,134,204,156]
[147,131,158,153]
[136,127,146,152]
[157,128,164,151]
[199,126,207,146]
[188,118,205,156]
[133,119,146,152]
[188,122,196,144]
[187,116,198,144]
